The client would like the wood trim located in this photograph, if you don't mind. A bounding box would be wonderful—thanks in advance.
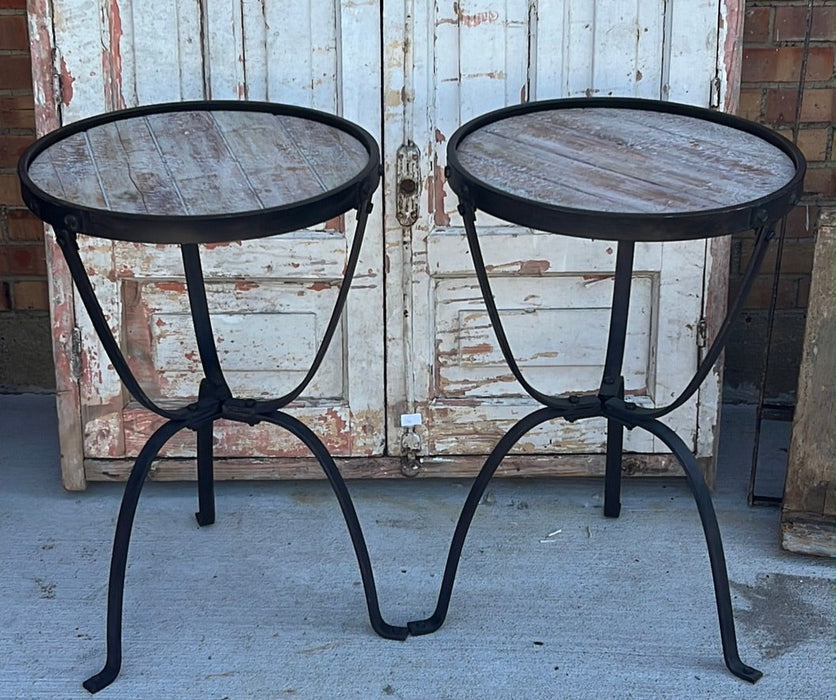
[27,2,86,490]
[720,0,745,114]
[782,209,835,558]
[781,512,836,558]
[84,453,684,481]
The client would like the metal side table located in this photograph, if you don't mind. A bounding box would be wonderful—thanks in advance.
[18,101,408,693]
[406,97,805,683]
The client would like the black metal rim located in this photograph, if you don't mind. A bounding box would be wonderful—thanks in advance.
[446,97,806,241]
[18,100,381,244]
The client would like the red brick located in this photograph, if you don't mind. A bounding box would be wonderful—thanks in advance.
[3,244,46,276]
[744,7,772,43]
[803,165,835,198]
[764,87,835,124]
[733,274,800,310]
[742,47,835,83]
[0,1,26,9]
[0,15,28,51]
[0,281,11,311]
[795,126,832,161]
[737,88,763,121]
[0,173,23,206]
[775,6,836,42]
[7,209,44,241]
[784,203,820,238]
[0,55,32,90]
[0,95,35,130]
[740,236,815,276]
[0,134,33,167]
[11,279,48,310]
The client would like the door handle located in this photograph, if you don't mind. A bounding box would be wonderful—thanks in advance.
[396,141,421,227]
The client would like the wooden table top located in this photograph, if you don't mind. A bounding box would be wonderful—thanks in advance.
[26,108,370,217]
[456,107,798,217]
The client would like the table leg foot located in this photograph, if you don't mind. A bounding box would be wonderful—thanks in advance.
[82,662,120,694]
[86,419,187,693]
[195,510,215,527]
[624,416,762,683]
[259,412,409,641]
[727,658,763,684]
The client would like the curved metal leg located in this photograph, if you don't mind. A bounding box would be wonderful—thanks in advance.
[408,407,561,636]
[258,412,409,641]
[84,419,188,694]
[611,414,763,683]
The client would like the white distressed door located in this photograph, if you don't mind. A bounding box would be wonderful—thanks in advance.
[33,0,740,486]
[34,0,385,484]
[383,0,734,476]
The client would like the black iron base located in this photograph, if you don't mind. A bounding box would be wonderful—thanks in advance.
[51,194,411,695]
[82,406,409,694]
[405,203,768,683]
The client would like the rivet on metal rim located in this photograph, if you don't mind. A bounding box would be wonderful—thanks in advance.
[63,214,81,232]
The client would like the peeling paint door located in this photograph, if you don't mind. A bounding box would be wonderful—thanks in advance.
[33,0,741,487]
[32,0,385,486]
[382,1,735,476]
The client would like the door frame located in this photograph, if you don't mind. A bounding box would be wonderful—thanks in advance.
[27,0,746,489]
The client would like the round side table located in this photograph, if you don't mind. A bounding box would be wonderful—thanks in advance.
[406,97,805,684]
[19,101,408,693]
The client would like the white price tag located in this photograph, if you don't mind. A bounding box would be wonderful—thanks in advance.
[400,413,422,428]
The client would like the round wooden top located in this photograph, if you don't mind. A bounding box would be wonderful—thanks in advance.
[19,101,379,244]
[447,98,805,241]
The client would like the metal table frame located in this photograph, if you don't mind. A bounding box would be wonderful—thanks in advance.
[405,97,806,684]
[18,101,409,694]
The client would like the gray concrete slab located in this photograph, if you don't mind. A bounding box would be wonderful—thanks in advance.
[0,394,832,699]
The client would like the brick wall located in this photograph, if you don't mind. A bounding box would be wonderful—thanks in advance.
[725,0,836,402]
[0,0,54,391]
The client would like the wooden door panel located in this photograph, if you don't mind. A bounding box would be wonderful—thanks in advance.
[124,281,344,400]
[431,275,655,400]
[41,0,385,476]
[385,0,725,468]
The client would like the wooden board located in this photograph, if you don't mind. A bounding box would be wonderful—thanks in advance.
[27,111,369,217]
[781,209,835,557]
[82,452,684,481]
[457,108,798,214]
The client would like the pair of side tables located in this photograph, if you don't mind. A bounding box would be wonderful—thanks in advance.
[18,98,804,692]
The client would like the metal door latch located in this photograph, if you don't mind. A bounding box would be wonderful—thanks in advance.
[400,429,423,477]
[396,142,421,227]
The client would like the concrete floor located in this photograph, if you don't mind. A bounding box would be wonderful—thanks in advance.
[0,394,832,699]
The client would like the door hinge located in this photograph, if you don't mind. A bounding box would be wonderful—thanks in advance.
[400,428,423,477]
[70,327,82,380]
[709,74,721,109]
[696,317,707,348]
[395,141,421,227]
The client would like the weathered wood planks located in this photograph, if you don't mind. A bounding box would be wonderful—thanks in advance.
[458,108,798,215]
[27,111,369,216]
[782,209,835,557]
